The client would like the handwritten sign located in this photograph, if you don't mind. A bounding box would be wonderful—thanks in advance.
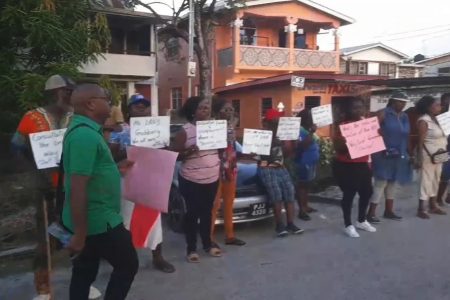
[276,117,301,140]
[29,129,66,169]
[242,129,273,155]
[340,117,386,159]
[196,120,227,150]
[436,111,450,136]
[311,104,333,127]
[130,116,170,149]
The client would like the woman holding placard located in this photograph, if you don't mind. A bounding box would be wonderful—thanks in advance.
[367,92,413,223]
[173,96,222,262]
[415,95,447,219]
[332,98,377,238]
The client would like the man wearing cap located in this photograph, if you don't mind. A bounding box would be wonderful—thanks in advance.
[367,91,413,224]
[109,94,175,273]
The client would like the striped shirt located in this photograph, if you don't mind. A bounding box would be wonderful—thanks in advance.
[179,122,220,184]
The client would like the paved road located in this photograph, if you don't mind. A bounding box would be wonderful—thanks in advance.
[2,183,450,300]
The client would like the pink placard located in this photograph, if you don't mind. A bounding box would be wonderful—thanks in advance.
[339,117,386,159]
[123,146,179,213]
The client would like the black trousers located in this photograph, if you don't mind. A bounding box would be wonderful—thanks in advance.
[179,176,219,254]
[332,160,373,227]
[70,224,138,300]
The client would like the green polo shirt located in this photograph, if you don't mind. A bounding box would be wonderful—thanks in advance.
[62,114,122,235]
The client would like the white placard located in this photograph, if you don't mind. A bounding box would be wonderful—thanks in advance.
[130,116,170,148]
[29,129,66,169]
[311,104,333,127]
[437,111,450,136]
[291,76,305,88]
[196,120,227,150]
[242,129,273,155]
[276,117,301,140]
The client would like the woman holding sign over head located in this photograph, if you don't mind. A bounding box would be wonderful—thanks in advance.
[173,96,221,262]
[332,98,377,238]
[415,95,447,219]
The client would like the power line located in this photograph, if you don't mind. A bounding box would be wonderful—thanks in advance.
[383,28,450,42]
[373,23,450,38]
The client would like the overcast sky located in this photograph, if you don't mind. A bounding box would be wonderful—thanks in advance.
[139,0,450,58]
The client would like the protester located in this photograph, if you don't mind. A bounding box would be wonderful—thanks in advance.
[436,93,450,206]
[367,92,413,223]
[332,98,376,238]
[62,84,138,300]
[173,96,221,263]
[109,94,175,273]
[210,98,246,246]
[257,109,304,237]
[415,95,447,218]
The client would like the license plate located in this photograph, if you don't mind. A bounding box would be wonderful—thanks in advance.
[249,203,268,217]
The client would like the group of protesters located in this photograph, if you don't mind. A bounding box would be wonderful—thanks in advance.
[11,74,450,300]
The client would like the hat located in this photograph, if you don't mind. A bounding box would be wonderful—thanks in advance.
[390,91,409,102]
[128,94,151,107]
[264,108,284,121]
[45,75,75,91]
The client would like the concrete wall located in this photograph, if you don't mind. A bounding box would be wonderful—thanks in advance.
[421,58,450,77]
[80,53,156,77]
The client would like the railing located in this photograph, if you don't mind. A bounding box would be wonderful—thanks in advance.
[293,49,338,71]
[240,45,290,68]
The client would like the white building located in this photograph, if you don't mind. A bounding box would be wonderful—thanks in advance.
[416,52,450,77]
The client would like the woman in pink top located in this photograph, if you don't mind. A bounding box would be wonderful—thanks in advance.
[173,96,221,263]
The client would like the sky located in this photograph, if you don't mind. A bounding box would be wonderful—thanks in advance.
[139,0,450,58]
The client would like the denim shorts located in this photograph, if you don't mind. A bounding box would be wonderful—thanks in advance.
[258,167,295,203]
[297,163,317,182]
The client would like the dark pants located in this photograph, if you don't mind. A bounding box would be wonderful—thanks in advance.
[332,160,373,227]
[70,224,138,300]
[179,176,219,254]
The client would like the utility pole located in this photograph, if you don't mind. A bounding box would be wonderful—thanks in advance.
[187,0,195,97]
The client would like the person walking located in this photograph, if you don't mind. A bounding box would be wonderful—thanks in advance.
[332,98,376,238]
[172,96,221,263]
[415,95,447,219]
[210,98,246,246]
[109,94,175,273]
[367,92,413,223]
[62,84,138,300]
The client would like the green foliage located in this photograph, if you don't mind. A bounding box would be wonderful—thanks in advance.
[0,0,110,132]
[318,137,335,167]
[98,75,122,106]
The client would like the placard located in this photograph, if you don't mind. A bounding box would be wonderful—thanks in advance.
[196,120,227,150]
[339,117,386,159]
[276,117,301,140]
[436,111,450,136]
[311,104,333,127]
[242,129,273,155]
[29,129,66,169]
[130,116,170,149]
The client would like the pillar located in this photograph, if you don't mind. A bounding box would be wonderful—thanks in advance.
[232,12,244,73]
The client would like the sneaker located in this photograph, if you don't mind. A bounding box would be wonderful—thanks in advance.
[298,210,311,221]
[286,223,304,234]
[89,286,102,299]
[383,211,402,221]
[355,220,377,233]
[344,225,360,238]
[275,223,288,237]
[367,215,381,224]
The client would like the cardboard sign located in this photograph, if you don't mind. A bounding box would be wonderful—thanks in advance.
[242,129,273,155]
[436,111,450,136]
[339,117,386,159]
[130,116,170,149]
[29,129,66,169]
[276,117,301,141]
[311,104,333,127]
[196,120,227,150]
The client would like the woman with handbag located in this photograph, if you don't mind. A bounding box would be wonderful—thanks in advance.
[416,95,448,219]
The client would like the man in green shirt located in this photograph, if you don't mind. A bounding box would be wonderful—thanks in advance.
[63,83,138,300]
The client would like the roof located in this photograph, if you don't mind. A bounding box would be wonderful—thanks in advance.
[340,42,409,59]
[354,76,450,87]
[214,73,387,93]
[416,52,450,64]
[89,0,170,21]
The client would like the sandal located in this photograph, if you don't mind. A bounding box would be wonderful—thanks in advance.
[206,243,222,257]
[153,258,176,273]
[429,207,447,215]
[186,252,200,263]
[225,238,246,246]
[417,210,430,219]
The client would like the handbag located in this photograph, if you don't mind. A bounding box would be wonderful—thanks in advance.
[423,145,449,164]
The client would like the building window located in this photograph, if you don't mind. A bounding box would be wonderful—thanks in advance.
[171,87,182,109]
[358,62,368,75]
[380,63,397,77]
[261,97,273,118]
[305,96,321,111]
[166,38,179,59]
[240,18,257,46]
[438,67,450,76]
[232,99,241,127]
[349,61,369,75]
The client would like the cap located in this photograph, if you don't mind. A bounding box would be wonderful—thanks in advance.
[45,75,75,91]
[128,94,151,107]
[264,108,284,121]
[390,91,410,102]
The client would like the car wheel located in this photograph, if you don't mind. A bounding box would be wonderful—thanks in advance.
[168,184,186,233]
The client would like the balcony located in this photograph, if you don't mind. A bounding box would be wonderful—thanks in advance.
[80,53,156,78]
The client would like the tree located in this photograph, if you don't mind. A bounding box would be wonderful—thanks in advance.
[125,0,245,101]
[0,0,110,132]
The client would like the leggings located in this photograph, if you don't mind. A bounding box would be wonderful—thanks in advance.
[179,175,219,254]
[332,160,373,227]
